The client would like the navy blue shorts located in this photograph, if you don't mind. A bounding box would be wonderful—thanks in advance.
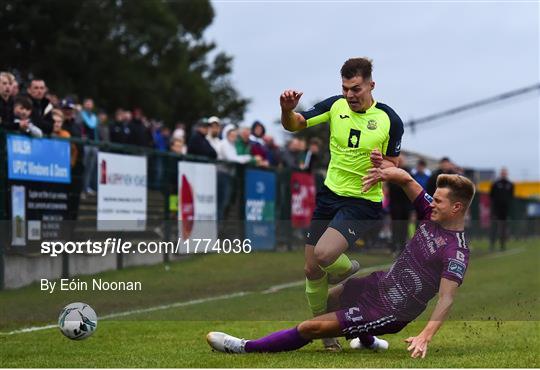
[306,185,382,247]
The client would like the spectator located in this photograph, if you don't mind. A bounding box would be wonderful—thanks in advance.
[153,124,170,152]
[282,137,302,169]
[170,137,186,155]
[46,93,60,109]
[110,108,132,144]
[97,110,110,142]
[13,95,42,137]
[302,137,322,172]
[235,126,251,156]
[206,116,222,153]
[187,120,217,159]
[218,124,253,164]
[426,157,455,196]
[26,78,54,134]
[0,72,16,129]
[411,158,431,190]
[172,122,186,140]
[60,98,82,138]
[10,78,19,97]
[51,109,79,168]
[387,154,412,254]
[79,98,98,141]
[489,167,514,251]
[249,121,269,162]
[130,108,153,147]
[263,135,282,167]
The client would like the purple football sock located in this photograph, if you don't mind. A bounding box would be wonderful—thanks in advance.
[359,334,375,347]
[244,327,311,353]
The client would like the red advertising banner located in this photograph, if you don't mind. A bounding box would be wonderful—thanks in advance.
[291,172,316,228]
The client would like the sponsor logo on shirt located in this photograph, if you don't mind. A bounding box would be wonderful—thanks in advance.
[434,236,446,248]
[447,259,466,279]
[348,129,361,148]
[424,193,433,203]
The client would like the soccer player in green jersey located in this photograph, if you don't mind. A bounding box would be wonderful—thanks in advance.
[280,57,404,350]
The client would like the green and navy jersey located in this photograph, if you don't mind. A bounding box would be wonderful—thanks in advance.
[300,96,404,202]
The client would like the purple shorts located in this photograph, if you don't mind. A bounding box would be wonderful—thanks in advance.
[336,271,409,340]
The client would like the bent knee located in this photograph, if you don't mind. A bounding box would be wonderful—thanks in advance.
[313,248,335,267]
[297,320,324,338]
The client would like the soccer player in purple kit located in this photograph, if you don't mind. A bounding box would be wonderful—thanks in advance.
[207,150,475,359]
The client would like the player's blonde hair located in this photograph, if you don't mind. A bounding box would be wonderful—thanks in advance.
[436,174,476,210]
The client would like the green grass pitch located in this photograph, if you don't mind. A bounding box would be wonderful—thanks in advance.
[0,239,538,367]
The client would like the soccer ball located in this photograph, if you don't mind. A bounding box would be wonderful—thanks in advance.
[58,302,98,340]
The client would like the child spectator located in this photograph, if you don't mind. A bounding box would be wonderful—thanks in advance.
[13,95,43,137]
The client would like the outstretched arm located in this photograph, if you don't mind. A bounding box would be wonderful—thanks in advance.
[404,278,458,358]
[362,165,423,202]
[280,90,307,132]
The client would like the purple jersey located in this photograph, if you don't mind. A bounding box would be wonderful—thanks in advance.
[362,191,470,321]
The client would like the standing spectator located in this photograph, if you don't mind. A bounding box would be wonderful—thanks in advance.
[264,135,282,167]
[249,121,269,165]
[12,96,43,137]
[302,137,322,172]
[206,116,222,153]
[78,98,99,194]
[26,78,54,134]
[172,122,186,140]
[110,109,132,144]
[79,98,98,141]
[97,110,110,142]
[0,72,16,129]
[387,155,412,255]
[130,108,153,147]
[411,158,431,190]
[61,98,84,219]
[426,157,455,196]
[282,137,302,169]
[235,126,251,156]
[51,109,79,168]
[218,124,253,164]
[153,124,171,152]
[10,78,19,97]
[170,137,186,155]
[187,120,217,159]
[489,167,514,251]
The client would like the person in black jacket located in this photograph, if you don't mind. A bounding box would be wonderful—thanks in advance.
[426,157,456,196]
[489,167,514,251]
[187,120,217,159]
[110,109,132,144]
[27,78,54,135]
[0,72,16,129]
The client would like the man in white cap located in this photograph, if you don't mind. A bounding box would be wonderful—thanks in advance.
[206,116,222,152]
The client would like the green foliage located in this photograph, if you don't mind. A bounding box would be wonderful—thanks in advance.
[0,0,249,125]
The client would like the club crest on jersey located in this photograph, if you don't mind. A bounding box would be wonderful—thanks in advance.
[434,236,446,248]
[348,129,361,148]
[367,120,377,130]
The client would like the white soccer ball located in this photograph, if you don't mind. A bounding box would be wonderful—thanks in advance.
[58,302,98,340]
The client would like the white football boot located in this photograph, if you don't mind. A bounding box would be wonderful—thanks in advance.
[206,332,247,354]
[350,336,389,352]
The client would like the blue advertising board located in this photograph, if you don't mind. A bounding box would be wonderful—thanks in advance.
[245,169,276,250]
[7,134,71,183]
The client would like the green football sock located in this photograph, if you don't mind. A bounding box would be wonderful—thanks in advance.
[305,274,329,316]
[320,253,352,275]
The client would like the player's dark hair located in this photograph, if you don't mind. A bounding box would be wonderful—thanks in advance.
[14,95,33,110]
[436,174,476,210]
[341,58,373,80]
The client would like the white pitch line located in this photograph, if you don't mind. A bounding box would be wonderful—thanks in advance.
[483,247,526,259]
[0,248,529,336]
[0,291,252,336]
